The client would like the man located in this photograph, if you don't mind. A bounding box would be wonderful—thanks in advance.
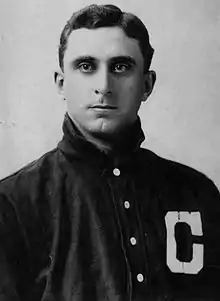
[0,4,220,301]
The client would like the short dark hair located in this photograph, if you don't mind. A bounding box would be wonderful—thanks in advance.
[58,4,154,73]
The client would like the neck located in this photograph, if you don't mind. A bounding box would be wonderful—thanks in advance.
[73,121,130,154]
[68,115,143,156]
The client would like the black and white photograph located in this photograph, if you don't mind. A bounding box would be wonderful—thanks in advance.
[0,1,220,300]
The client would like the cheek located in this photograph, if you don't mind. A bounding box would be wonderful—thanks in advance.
[120,72,143,89]
[119,78,143,115]
[64,76,89,103]
[119,77,143,100]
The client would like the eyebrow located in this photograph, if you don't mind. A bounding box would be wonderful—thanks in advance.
[71,55,137,67]
[72,56,96,67]
[109,56,137,66]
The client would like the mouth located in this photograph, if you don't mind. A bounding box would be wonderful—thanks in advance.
[90,105,117,110]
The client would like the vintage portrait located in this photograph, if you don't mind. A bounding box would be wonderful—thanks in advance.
[0,1,220,300]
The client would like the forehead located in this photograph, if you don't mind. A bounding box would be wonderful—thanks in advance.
[64,26,143,64]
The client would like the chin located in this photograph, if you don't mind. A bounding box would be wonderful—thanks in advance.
[88,119,124,136]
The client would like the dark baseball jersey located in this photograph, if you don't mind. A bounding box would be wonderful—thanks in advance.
[0,114,220,301]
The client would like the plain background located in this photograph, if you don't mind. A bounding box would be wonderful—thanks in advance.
[0,0,220,189]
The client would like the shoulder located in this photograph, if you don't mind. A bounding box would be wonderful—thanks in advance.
[0,147,60,196]
[138,147,219,196]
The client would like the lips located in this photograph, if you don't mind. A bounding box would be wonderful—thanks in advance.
[90,105,117,110]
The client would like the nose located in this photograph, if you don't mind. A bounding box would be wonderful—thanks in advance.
[93,64,112,96]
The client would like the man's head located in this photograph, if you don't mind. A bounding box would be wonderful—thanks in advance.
[55,4,156,136]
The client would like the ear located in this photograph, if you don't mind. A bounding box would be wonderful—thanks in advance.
[54,70,65,97]
[141,70,156,102]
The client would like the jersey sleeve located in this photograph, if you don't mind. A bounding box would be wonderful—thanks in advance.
[0,188,31,301]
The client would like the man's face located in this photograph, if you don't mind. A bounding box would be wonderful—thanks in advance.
[58,26,153,135]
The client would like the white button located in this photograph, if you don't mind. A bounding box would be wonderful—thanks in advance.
[130,237,137,245]
[113,168,120,176]
[124,201,130,209]
[137,273,144,282]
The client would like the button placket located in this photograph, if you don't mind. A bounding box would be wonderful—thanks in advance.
[124,209,148,286]
[111,174,148,289]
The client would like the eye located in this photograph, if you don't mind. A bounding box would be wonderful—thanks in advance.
[113,63,131,73]
[78,62,95,73]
